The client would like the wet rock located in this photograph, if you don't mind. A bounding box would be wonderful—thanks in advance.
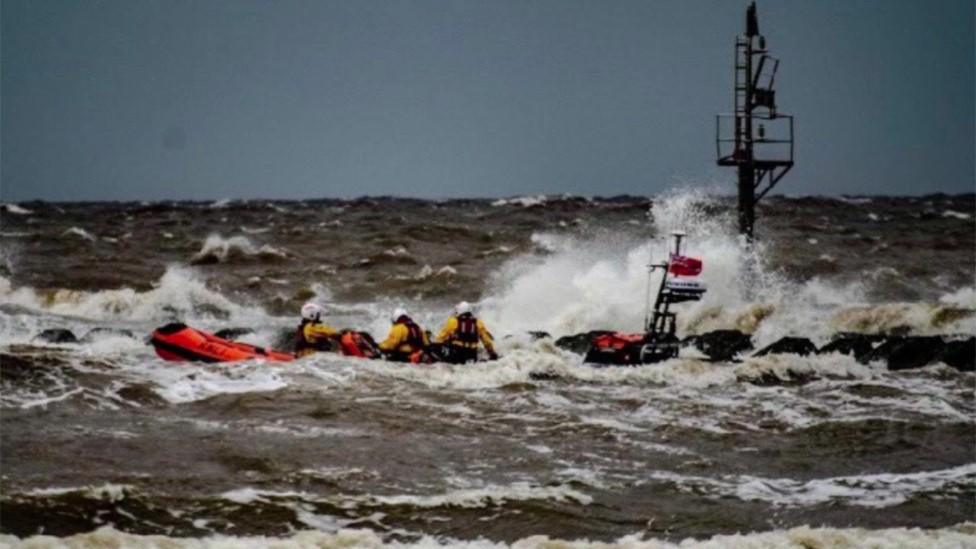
[188,254,220,266]
[528,372,561,381]
[502,381,544,390]
[861,336,946,371]
[845,383,905,399]
[32,329,78,344]
[818,333,885,361]
[214,327,254,341]
[554,331,613,355]
[940,337,975,372]
[192,303,230,320]
[885,325,913,337]
[745,371,818,387]
[753,337,817,357]
[115,384,169,407]
[81,327,136,342]
[528,331,551,340]
[693,330,753,361]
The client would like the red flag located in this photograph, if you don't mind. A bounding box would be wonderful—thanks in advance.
[669,255,702,277]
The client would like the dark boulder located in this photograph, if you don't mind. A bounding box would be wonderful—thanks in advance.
[32,329,78,344]
[81,327,136,342]
[555,331,613,355]
[693,330,753,361]
[528,331,551,340]
[192,303,231,320]
[753,337,817,357]
[818,333,885,361]
[861,336,945,371]
[940,337,975,372]
[214,327,254,341]
[745,371,819,387]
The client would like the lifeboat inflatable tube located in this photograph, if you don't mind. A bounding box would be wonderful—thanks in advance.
[338,330,382,359]
[151,323,294,363]
[584,331,680,365]
[584,332,646,365]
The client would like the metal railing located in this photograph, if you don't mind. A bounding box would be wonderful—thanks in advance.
[715,113,794,165]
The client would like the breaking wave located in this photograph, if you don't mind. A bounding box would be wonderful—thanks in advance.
[648,463,976,509]
[61,227,96,242]
[2,203,33,215]
[0,266,264,326]
[190,234,288,264]
[480,190,975,344]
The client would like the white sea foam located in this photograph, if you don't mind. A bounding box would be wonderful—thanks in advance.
[733,353,877,384]
[648,462,976,509]
[943,210,972,220]
[836,196,874,205]
[368,482,592,508]
[491,195,548,208]
[22,483,133,503]
[1,523,973,548]
[940,287,976,310]
[384,245,410,257]
[830,302,976,337]
[220,481,592,510]
[136,361,289,404]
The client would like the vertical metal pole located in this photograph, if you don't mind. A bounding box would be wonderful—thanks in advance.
[738,29,756,240]
[738,166,755,239]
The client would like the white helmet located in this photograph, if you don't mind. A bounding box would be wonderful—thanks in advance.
[301,302,323,321]
[454,301,472,316]
[391,307,408,322]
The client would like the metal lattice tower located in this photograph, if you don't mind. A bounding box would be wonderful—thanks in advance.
[716,2,794,239]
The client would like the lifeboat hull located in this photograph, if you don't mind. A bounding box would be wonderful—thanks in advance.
[151,323,294,363]
[584,332,679,365]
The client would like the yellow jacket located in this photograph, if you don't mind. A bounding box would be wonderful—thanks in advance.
[379,322,429,354]
[296,322,338,357]
[435,316,495,352]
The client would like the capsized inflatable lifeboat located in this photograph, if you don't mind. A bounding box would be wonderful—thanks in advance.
[584,231,706,366]
[151,323,294,363]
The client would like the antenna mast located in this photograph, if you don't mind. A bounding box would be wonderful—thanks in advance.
[716,2,794,240]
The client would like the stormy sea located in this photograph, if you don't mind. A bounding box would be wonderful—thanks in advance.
[1,191,974,548]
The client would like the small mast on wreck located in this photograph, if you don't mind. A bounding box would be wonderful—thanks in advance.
[716,1,795,240]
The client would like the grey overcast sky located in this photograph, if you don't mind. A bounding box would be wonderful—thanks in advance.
[1,0,973,201]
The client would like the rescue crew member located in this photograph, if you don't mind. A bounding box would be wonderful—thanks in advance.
[379,307,429,362]
[295,302,338,358]
[434,301,499,363]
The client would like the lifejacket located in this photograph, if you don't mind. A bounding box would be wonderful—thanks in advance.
[399,318,426,350]
[451,314,480,348]
[295,321,333,355]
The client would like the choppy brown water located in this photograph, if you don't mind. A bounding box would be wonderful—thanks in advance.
[1,192,974,546]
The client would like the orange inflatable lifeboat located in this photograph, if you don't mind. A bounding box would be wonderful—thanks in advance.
[151,323,294,363]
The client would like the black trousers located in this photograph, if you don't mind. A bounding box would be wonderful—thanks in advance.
[443,346,478,364]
